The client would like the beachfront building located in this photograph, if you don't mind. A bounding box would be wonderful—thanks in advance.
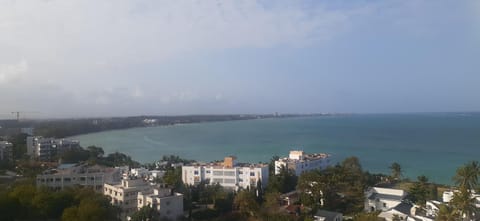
[137,187,184,221]
[274,150,330,176]
[365,187,407,212]
[0,141,13,162]
[104,178,153,219]
[27,136,81,161]
[182,156,269,190]
[36,163,122,191]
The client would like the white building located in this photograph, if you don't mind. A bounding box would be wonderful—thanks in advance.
[275,150,330,176]
[378,202,415,221]
[314,210,343,221]
[137,187,183,221]
[104,178,153,219]
[182,156,269,190]
[443,190,480,208]
[365,187,407,212]
[27,136,81,161]
[36,163,122,191]
[0,141,13,162]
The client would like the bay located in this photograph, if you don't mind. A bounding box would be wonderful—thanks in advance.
[72,113,480,185]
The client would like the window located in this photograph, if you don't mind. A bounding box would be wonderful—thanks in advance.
[383,203,387,208]
[206,170,211,173]
[194,170,199,175]
[213,171,223,176]
[250,172,255,176]
[224,171,235,176]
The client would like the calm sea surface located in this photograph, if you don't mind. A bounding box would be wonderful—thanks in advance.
[72,113,480,185]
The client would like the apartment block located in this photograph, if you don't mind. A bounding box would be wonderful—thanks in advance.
[182,156,269,190]
[36,163,122,191]
[275,150,330,176]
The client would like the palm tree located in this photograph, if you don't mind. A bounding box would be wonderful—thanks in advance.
[450,189,477,221]
[451,161,480,221]
[389,162,402,181]
[453,161,480,191]
[435,204,458,221]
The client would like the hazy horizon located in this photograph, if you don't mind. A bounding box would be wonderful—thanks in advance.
[1,0,479,119]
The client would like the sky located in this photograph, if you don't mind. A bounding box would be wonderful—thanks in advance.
[0,0,479,118]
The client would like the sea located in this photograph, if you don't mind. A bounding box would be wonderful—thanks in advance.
[72,113,480,185]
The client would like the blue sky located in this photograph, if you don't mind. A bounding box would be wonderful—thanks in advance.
[0,0,479,118]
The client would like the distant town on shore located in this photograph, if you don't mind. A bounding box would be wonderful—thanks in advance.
[1,127,479,221]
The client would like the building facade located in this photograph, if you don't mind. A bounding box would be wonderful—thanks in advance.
[137,187,184,221]
[365,187,407,212]
[275,150,330,176]
[0,141,13,162]
[36,163,122,191]
[182,156,269,190]
[104,179,153,219]
[27,136,81,161]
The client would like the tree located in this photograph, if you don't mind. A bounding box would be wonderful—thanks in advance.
[450,161,480,221]
[450,189,477,221]
[453,161,480,191]
[266,164,297,193]
[130,206,160,221]
[263,191,281,213]
[233,190,259,217]
[353,212,380,221]
[435,204,458,221]
[408,175,430,205]
[389,162,402,181]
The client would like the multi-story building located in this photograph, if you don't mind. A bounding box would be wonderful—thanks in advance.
[182,156,269,190]
[137,187,184,221]
[0,141,13,162]
[27,136,81,161]
[104,178,153,219]
[36,163,122,191]
[275,150,330,176]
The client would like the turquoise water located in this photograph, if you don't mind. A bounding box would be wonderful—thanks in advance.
[72,113,480,185]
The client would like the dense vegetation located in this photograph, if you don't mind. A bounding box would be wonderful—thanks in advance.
[0,183,120,221]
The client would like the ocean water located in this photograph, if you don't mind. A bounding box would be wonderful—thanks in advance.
[72,113,480,185]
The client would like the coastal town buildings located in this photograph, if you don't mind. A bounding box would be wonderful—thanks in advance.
[182,156,269,190]
[36,163,122,191]
[27,136,81,161]
[137,187,184,221]
[365,187,407,212]
[103,177,183,221]
[0,141,13,162]
[274,150,330,176]
[104,178,153,219]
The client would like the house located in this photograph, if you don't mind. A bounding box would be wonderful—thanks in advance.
[104,178,153,219]
[378,202,414,221]
[314,210,343,221]
[137,187,183,221]
[365,187,407,212]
